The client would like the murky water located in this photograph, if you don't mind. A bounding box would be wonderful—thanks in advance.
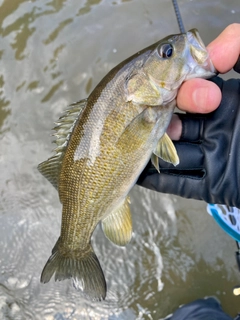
[0,0,240,319]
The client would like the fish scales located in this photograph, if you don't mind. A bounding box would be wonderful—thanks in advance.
[38,29,216,300]
[58,57,150,239]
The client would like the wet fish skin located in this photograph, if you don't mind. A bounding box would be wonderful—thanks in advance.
[38,29,216,300]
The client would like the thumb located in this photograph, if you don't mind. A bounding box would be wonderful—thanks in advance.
[176,78,221,113]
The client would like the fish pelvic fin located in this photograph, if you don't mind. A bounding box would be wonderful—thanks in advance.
[102,197,132,247]
[151,154,160,173]
[153,133,179,167]
[40,239,106,301]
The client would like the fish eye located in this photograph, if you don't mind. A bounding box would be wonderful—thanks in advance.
[158,43,173,59]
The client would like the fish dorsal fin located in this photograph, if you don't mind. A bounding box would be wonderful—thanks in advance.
[53,99,87,154]
[153,133,179,167]
[38,155,62,190]
[38,99,87,190]
[101,197,132,247]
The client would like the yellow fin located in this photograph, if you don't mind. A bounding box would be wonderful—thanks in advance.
[38,99,87,189]
[154,133,179,166]
[102,197,132,247]
[151,154,160,173]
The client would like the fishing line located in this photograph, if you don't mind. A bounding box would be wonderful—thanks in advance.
[171,0,185,33]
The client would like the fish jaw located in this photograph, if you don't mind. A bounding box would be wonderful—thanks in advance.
[126,28,216,106]
[184,28,217,80]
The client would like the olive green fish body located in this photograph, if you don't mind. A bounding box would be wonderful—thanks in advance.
[58,55,171,249]
[38,29,216,300]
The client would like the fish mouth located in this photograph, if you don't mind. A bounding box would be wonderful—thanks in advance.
[186,28,217,79]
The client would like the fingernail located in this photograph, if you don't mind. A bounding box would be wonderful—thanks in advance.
[192,86,209,111]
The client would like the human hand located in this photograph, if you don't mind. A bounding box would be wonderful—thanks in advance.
[168,23,240,140]
[138,77,240,208]
[137,24,240,208]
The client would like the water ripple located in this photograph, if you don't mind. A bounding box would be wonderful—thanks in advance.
[0,0,240,319]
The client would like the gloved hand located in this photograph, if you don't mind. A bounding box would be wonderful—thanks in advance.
[137,77,240,208]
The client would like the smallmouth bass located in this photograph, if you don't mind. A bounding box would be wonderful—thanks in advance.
[38,29,216,300]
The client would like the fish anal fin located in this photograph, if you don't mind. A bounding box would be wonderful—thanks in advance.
[154,133,179,166]
[41,239,106,301]
[102,197,132,247]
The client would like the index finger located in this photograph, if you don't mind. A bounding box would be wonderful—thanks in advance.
[207,23,240,73]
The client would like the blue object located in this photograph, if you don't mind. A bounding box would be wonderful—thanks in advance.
[207,204,240,242]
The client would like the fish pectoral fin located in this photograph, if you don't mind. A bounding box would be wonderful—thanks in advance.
[153,133,179,166]
[126,72,163,106]
[102,197,132,247]
[41,239,106,301]
[38,99,87,190]
[116,108,159,151]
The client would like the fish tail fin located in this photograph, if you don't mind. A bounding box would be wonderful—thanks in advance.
[40,240,106,300]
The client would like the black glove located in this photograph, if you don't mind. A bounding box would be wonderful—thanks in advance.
[138,77,240,208]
